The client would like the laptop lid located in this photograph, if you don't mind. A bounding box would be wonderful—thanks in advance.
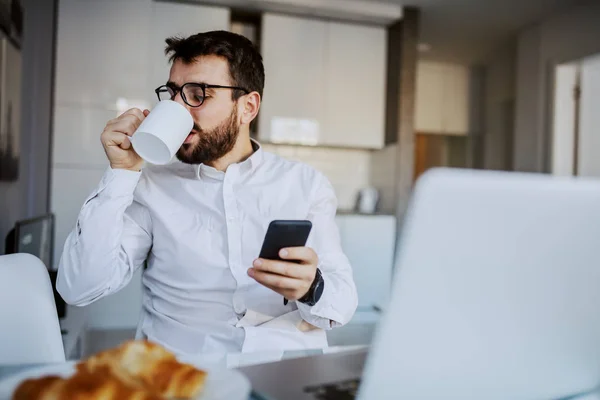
[359,168,600,400]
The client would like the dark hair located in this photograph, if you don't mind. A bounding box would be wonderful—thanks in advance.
[165,30,265,101]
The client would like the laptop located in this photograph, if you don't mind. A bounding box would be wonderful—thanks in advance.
[5,213,54,269]
[239,168,600,400]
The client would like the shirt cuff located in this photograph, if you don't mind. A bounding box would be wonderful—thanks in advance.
[296,272,344,330]
[97,166,142,199]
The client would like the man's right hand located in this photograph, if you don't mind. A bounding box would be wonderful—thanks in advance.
[101,108,150,172]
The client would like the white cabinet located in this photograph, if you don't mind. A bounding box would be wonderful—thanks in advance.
[415,61,470,135]
[323,22,387,149]
[335,214,396,311]
[259,13,387,149]
[415,62,445,133]
[259,14,327,145]
[443,65,469,134]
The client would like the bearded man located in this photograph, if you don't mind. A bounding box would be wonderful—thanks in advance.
[57,30,357,357]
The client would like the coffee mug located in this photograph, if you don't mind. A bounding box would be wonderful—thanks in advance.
[130,100,194,165]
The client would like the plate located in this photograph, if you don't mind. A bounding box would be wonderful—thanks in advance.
[0,361,251,399]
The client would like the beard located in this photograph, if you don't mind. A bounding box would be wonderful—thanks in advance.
[176,107,239,165]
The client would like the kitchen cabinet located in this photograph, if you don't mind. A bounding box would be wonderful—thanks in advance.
[259,13,327,145]
[415,61,470,135]
[442,64,470,134]
[259,13,387,149]
[335,214,396,311]
[323,21,387,149]
[415,62,445,133]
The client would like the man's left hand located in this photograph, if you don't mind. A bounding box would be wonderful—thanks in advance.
[248,247,318,301]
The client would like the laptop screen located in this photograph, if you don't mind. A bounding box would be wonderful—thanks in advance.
[14,214,54,270]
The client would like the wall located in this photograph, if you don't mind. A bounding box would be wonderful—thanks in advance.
[514,0,600,172]
[0,0,56,252]
[514,27,543,172]
[577,53,600,177]
[551,62,578,176]
[261,144,371,211]
[369,144,397,214]
[482,41,516,171]
[51,0,231,329]
[390,9,419,229]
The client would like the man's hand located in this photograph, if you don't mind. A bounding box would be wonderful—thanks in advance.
[100,108,150,172]
[248,247,318,301]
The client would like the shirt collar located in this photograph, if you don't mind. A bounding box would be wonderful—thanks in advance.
[195,138,264,181]
[247,138,264,172]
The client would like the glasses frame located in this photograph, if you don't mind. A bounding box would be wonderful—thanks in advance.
[154,82,250,108]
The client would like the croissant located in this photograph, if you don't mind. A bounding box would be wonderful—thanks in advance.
[12,340,207,400]
[78,340,206,399]
[12,366,162,400]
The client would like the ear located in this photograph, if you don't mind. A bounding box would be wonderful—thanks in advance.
[239,92,261,126]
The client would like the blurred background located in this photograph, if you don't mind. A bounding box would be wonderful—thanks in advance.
[0,0,599,358]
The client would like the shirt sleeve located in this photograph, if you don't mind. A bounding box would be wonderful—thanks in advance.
[56,167,153,306]
[297,172,358,330]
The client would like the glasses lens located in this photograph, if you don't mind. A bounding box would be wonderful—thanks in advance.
[183,84,205,107]
[157,86,174,101]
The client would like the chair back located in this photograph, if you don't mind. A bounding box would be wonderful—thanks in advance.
[0,253,65,364]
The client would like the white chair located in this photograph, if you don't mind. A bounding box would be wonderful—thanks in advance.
[0,253,65,364]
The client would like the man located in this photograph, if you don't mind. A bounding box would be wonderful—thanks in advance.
[57,30,357,356]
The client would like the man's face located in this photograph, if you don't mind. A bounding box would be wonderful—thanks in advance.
[168,55,241,165]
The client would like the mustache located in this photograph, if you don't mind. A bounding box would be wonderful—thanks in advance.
[192,124,202,133]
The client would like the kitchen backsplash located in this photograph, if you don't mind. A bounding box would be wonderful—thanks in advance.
[261,143,372,211]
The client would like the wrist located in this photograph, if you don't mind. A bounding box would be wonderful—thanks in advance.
[97,166,142,199]
[110,163,142,172]
[298,268,324,306]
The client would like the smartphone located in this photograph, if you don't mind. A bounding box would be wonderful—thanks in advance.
[258,220,313,260]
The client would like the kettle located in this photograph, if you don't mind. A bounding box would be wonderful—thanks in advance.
[355,187,380,214]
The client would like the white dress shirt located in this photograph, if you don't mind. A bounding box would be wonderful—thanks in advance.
[57,141,358,356]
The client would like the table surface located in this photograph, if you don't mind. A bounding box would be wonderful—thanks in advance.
[0,345,367,400]
[0,363,265,400]
[4,345,600,400]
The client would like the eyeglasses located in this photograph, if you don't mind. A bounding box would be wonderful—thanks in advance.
[154,82,250,107]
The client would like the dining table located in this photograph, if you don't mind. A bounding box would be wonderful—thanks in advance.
[0,345,368,400]
[4,344,600,400]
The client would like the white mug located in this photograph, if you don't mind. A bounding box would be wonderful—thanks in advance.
[130,100,194,165]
